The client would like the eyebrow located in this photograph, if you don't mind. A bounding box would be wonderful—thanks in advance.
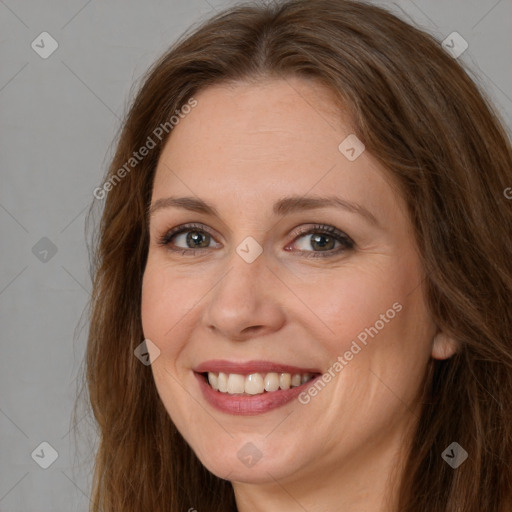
[149,194,379,226]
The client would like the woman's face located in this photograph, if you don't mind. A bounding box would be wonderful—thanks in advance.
[141,77,454,491]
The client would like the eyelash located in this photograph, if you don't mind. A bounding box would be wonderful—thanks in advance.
[157,222,355,258]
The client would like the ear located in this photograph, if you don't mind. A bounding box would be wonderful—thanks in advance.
[431,331,458,360]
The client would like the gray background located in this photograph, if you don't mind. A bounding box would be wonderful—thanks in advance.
[0,0,510,510]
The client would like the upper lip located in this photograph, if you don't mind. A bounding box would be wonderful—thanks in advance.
[193,359,321,375]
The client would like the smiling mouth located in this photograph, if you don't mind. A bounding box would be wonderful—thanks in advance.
[201,371,319,395]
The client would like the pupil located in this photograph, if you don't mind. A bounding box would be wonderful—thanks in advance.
[311,234,334,250]
[187,231,209,248]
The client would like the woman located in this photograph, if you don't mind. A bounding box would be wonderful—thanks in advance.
[84,0,512,510]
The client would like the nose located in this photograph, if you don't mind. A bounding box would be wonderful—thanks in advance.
[202,245,286,341]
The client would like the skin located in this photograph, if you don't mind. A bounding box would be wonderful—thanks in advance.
[141,76,457,512]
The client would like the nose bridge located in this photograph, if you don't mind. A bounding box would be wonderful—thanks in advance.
[204,238,284,339]
[214,238,267,307]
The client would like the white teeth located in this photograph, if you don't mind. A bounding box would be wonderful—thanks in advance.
[208,372,219,391]
[291,374,301,387]
[245,373,264,395]
[279,372,291,390]
[227,373,245,394]
[206,371,315,395]
[264,372,280,392]
[301,373,312,384]
[217,372,228,393]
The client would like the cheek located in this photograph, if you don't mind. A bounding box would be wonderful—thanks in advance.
[140,261,199,423]
[295,267,433,440]
[298,256,433,396]
[292,260,413,351]
[141,258,197,340]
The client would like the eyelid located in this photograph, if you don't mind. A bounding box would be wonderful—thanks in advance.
[290,223,354,244]
[158,222,220,246]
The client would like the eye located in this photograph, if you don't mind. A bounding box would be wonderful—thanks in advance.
[158,223,220,255]
[157,222,354,258]
[287,224,354,258]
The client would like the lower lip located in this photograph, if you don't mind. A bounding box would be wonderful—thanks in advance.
[195,372,319,415]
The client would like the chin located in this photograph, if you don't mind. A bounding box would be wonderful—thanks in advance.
[199,448,300,485]
[184,428,312,486]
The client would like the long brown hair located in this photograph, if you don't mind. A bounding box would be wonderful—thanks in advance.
[82,1,512,510]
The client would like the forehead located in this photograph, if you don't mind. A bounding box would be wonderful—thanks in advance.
[156,77,347,179]
[152,77,405,227]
